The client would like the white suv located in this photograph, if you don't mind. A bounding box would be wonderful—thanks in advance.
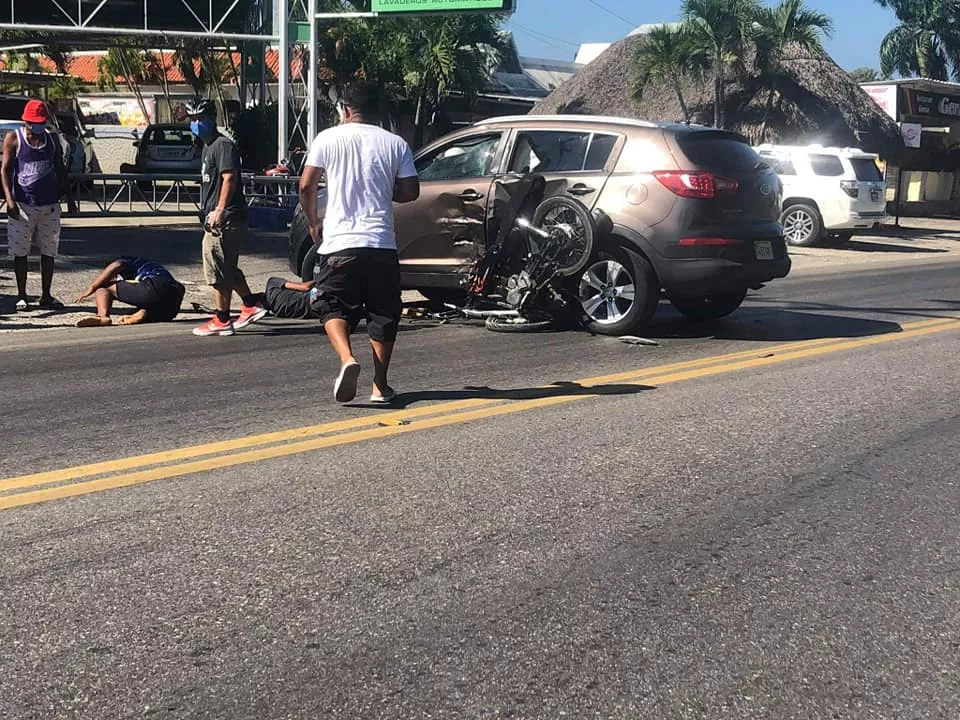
[753,143,888,246]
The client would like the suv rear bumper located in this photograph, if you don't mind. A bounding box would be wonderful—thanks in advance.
[659,256,792,295]
[620,224,792,295]
[825,212,889,230]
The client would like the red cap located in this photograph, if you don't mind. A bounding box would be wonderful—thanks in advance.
[21,99,49,124]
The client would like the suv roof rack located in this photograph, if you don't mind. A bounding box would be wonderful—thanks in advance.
[472,115,661,129]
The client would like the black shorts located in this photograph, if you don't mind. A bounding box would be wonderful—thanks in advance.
[115,276,185,322]
[313,248,402,342]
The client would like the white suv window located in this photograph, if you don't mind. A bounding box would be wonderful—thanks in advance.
[809,154,845,177]
[850,158,883,181]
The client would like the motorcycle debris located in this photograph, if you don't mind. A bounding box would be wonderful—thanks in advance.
[619,336,660,346]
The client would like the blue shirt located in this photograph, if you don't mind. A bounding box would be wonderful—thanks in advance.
[119,256,174,283]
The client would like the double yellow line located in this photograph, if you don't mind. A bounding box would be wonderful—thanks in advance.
[1,316,957,511]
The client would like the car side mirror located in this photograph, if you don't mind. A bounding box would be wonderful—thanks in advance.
[132,140,140,148]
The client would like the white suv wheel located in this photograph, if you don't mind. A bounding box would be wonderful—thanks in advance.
[781,204,822,247]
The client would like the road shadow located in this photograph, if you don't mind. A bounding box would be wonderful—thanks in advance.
[834,239,948,254]
[626,305,906,343]
[756,298,960,324]
[351,380,652,409]
[868,224,960,242]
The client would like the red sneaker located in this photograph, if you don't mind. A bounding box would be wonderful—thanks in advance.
[193,316,235,336]
[234,303,268,329]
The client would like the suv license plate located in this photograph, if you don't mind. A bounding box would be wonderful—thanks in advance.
[871,189,881,201]
[755,241,774,260]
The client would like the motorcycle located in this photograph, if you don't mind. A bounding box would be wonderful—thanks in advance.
[434,173,602,333]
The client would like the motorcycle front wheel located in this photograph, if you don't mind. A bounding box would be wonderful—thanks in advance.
[530,195,596,278]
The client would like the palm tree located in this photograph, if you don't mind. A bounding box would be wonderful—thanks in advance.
[403,14,506,147]
[875,0,960,80]
[753,0,833,141]
[632,24,708,123]
[96,47,151,124]
[682,0,761,129]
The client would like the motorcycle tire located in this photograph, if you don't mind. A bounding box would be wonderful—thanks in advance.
[485,311,555,333]
[531,195,596,278]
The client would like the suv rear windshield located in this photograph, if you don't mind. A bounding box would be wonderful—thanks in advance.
[850,157,883,181]
[677,131,761,171]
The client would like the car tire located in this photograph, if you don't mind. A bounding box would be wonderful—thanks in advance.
[576,244,659,336]
[669,289,748,322]
[300,242,320,282]
[781,203,823,247]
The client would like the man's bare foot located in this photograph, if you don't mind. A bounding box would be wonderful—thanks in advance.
[118,309,148,325]
[76,315,112,328]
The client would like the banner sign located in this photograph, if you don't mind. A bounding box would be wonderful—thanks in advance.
[78,96,155,127]
[900,122,922,148]
[862,84,898,121]
[904,89,960,120]
[372,0,511,12]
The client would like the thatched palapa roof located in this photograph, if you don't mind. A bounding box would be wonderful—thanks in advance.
[532,34,904,158]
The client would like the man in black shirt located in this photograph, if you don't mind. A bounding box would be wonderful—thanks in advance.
[186,99,267,337]
[262,276,319,319]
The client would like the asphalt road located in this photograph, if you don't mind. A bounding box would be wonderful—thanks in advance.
[2,260,960,719]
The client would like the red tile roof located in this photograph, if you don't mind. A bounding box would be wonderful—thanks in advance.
[0,49,324,86]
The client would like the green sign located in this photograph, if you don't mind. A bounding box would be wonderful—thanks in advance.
[372,0,510,13]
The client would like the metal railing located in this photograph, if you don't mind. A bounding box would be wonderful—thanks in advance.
[0,173,302,217]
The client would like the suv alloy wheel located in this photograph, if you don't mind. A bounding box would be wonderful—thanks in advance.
[781,203,823,246]
[576,245,659,335]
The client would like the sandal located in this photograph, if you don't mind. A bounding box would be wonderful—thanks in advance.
[38,296,64,309]
[370,388,397,404]
[334,361,361,403]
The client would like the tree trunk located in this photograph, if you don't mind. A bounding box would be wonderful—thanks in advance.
[713,65,722,129]
[157,49,174,119]
[413,82,428,150]
[116,49,150,125]
[673,76,690,123]
[758,82,777,143]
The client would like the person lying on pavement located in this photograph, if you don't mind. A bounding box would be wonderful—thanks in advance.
[74,256,186,327]
[260,276,320,320]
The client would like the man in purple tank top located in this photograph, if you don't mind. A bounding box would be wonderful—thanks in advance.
[1,99,67,310]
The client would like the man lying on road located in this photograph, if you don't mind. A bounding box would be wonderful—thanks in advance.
[74,256,186,327]
[260,276,320,320]
[189,276,321,321]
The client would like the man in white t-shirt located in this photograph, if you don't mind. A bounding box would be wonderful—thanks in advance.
[298,83,420,404]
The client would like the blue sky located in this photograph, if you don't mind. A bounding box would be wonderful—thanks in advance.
[506,0,897,72]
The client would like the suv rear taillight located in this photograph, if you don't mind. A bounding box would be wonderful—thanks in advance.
[653,171,740,199]
[840,180,859,198]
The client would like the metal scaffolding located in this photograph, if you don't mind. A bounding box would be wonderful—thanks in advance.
[1,0,514,172]
[0,0,296,162]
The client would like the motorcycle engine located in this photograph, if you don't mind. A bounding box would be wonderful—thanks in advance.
[505,271,533,308]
